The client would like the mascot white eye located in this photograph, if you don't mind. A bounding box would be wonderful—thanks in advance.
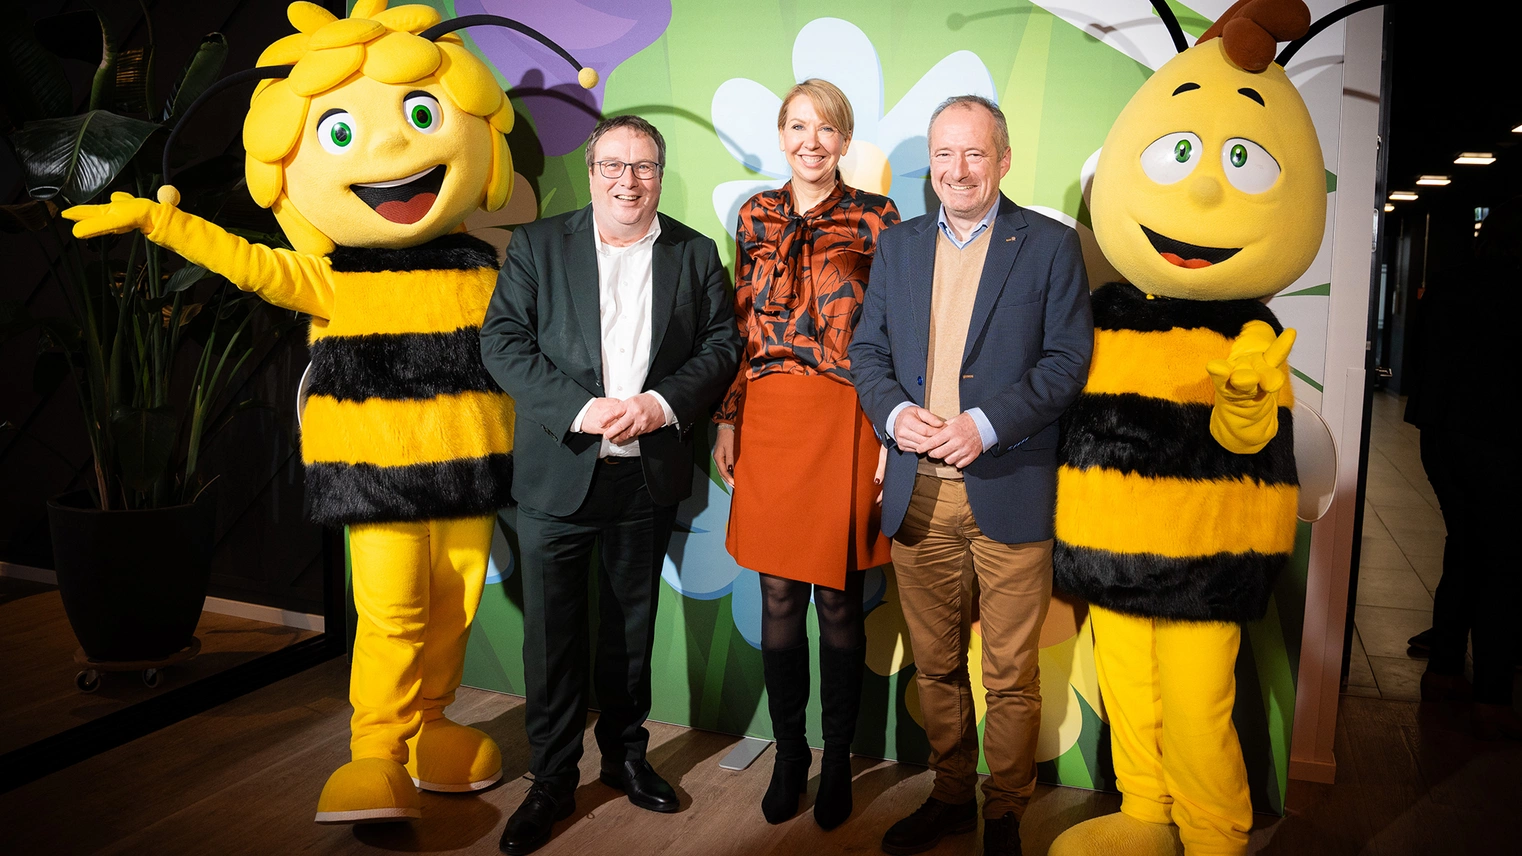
[403,93,443,134]
[317,110,358,155]
[1140,132,1203,184]
[1221,138,1280,193]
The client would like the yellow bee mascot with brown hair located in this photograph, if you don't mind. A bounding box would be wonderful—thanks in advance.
[64,0,595,825]
[1049,0,1367,853]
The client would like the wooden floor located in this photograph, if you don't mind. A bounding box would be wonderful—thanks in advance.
[0,579,318,755]
[2,654,1516,855]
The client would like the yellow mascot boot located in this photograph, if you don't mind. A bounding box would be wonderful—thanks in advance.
[1049,812,1182,856]
[314,757,422,824]
[405,717,503,792]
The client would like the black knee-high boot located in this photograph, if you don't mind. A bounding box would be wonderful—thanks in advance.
[761,644,811,824]
[814,643,864,830]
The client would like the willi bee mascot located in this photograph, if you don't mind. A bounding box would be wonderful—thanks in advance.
[64,1,596,825]
[1050,1,1365,853]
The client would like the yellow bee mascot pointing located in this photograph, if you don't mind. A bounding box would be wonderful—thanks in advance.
[64,0,596,825]
[1050,0,1369,853]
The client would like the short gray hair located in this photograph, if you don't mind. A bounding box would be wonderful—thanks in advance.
[928,95,1009,154]
[585,115,667,172]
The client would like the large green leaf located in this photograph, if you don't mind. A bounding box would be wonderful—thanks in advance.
[0,2,74,127]
[162,33,227,124]
[11,110,162,205]
[165,263,209,294]
[111,406,178,492]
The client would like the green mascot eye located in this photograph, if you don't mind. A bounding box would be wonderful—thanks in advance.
[1221,138,1281,194]
[317,110,358,155]
[1174,138,1192,163]
[403,93,444,134]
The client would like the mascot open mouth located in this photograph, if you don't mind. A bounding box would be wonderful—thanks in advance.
[1140,224,1241,269]
[351,166,446,225]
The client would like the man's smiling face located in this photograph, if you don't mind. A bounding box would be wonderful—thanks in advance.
[1090,38,1326,300]
[588,126,663,242]
[281,75,493,249]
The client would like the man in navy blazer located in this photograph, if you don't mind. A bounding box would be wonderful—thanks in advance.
[849,96,1091,856]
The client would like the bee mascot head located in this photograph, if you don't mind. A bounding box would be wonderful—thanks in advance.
[173,0,597,254]
[1087,0,1363,299]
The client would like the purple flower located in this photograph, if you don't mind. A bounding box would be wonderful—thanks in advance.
[456,0,672,156]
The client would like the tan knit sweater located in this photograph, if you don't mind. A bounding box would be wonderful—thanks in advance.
[919,227,992,478]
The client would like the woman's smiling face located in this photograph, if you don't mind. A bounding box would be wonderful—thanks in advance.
[778,94,850,189]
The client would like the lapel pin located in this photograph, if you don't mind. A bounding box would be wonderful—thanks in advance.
[1005,236,1018,242]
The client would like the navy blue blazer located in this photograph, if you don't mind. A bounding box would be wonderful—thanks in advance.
[848,195,1093,544]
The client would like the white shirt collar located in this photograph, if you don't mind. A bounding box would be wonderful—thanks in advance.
[594,215,662,256]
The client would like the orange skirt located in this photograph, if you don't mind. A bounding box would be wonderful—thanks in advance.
[725,373,892,588]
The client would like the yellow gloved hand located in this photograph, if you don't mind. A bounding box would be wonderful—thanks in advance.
[61,187,180,239]
[1206,320,1295,454]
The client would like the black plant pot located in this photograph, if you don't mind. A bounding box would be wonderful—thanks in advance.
[46,490,216,662]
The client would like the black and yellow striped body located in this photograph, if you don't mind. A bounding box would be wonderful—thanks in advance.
[1054,282,1298,623]
[301,234,514,526]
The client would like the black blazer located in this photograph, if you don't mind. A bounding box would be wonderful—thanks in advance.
[480,206,742,516]
[849,195,1093,544]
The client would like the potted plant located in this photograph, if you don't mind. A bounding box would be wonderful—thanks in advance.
[1,6,295,665]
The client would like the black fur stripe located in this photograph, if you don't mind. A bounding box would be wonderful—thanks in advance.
[1092,282,1284,338]
[329,234,500,273]
[1059,393,1298,486]
[304,453,514,526]
[307,327,501,402]
[1053,541,1287,623]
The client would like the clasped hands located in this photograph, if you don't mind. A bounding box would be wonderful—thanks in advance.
[894,407,983,469]
[582,394,666,446]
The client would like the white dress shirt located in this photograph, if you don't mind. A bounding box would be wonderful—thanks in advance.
[570,217,677,457]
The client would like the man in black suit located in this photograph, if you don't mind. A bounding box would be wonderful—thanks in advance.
[480,115,742,855]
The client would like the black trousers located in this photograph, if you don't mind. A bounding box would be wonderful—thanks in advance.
[1421,428,1520,705]
[517,458,677,796]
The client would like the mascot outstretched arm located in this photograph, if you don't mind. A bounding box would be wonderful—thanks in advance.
[1048,1,1360,853]
[65,0,595,825]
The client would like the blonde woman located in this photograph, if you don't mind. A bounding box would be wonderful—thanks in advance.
[712,78,898,829]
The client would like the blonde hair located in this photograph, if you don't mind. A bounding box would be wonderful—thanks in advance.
[777,78,854,139]
[244,1,515,252]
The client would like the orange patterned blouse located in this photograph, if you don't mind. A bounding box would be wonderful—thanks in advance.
[714,179,899,425]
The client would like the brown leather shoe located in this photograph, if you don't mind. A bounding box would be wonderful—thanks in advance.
[881,797,977,855]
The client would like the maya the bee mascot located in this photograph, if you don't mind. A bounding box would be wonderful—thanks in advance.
[1050,1,1370,853]
[64,0,596,825]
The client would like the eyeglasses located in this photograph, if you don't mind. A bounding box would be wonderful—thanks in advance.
[594,160,663,180]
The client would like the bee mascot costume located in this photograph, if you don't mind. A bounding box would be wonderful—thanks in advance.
[64,0,597,825]
[1050,0,1373,853]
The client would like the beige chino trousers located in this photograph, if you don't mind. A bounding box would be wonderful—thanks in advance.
[891,474,1052,818]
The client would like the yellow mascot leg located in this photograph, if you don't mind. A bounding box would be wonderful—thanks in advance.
[1050,607,1182,856]
[1154,619,1252,856]
[315,521,430,824]
[405,514,501,792]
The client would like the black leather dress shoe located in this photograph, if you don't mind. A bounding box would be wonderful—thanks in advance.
[983,811,1023,856]
[599,759,680,813]
[499,782,575,855]
[880,796,977,855]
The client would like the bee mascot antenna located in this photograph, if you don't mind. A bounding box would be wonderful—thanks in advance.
[65,0,596,825]
[1049,1,1378,853]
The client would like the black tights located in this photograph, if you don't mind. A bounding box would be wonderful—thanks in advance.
[759,571,865,651]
